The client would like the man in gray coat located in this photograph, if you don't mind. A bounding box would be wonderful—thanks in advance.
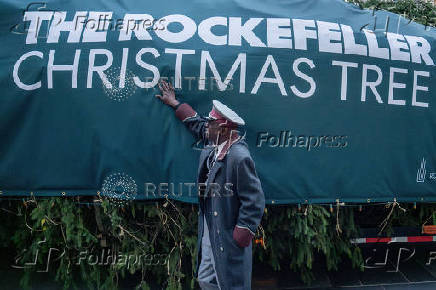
[156,80,265,290]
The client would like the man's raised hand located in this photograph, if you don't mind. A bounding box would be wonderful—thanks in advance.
[156,80,180,108]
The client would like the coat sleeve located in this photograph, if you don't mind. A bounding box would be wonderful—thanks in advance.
[233,155,265,246]
[174,103,207,141]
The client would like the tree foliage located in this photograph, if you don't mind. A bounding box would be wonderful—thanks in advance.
[347,0,436,28]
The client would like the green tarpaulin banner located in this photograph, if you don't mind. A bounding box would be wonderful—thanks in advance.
[0,0,435,204]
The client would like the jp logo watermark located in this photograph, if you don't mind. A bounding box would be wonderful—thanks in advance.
[11,239,64,272]
[362,245,436,273]
[416,157,436,183]
[100,172,137,207]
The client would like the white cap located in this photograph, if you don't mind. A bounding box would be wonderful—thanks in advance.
[211,100,245,126]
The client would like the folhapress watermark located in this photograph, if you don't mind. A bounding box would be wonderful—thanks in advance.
[10,3,166,37]
[76,249,168,269]
[256,130,348,151]
[12,241,167,272]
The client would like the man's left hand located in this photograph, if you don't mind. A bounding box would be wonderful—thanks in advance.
[233,225,255,247]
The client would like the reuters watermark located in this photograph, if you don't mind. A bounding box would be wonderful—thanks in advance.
[256,130,348,151]
[99,172,138,207]
[101,75,235,103]
[151,76,235,92]
[144,182,234,198]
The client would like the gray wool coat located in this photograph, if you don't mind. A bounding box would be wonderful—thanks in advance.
[174,103,266,290]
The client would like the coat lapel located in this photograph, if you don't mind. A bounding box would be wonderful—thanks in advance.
[198,147,213,179]
[205,160,223,196]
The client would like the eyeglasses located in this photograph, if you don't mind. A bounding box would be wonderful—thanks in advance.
[205,118,220,128]
[205,120,220,129]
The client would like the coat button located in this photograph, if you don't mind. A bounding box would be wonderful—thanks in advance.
[220,246,223,252]
[214,211,218,216]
